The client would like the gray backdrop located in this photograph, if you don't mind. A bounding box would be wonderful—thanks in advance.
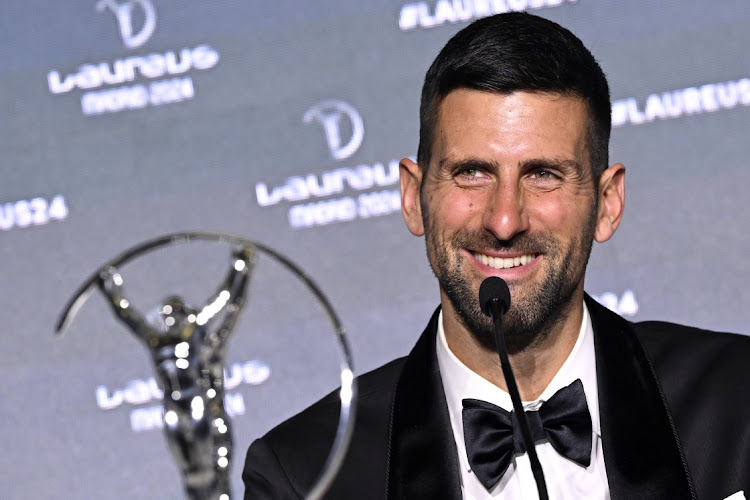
[1,0,749,498]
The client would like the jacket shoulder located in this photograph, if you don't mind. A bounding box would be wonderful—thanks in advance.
[633,320,750,496]
[634,320,750,382]
[631,319,750,415]
[243,357,406,499]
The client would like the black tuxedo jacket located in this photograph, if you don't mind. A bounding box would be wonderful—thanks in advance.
[243,296,750,499]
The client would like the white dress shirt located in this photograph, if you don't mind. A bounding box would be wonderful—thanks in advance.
[435,304,610,499]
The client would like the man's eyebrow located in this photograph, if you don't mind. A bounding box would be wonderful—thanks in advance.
[520,158,584,174]
[438,156,583,174]
[437,156,501,172]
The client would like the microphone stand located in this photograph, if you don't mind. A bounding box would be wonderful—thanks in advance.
[485,284,549,500]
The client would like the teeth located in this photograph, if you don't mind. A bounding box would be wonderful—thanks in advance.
[474,252,535,270]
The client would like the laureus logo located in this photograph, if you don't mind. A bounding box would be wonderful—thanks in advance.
[96,0,157,49]
[303,100,365,161]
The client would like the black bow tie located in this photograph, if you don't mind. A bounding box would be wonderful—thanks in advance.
[462,379,592,491]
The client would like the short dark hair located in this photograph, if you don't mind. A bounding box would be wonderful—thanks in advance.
[417,12,611,177]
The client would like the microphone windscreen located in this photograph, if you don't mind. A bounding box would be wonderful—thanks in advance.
[479,277,511,316]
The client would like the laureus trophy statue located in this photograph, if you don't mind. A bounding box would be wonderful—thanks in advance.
[56,232,356,500]
[97,245,254,499]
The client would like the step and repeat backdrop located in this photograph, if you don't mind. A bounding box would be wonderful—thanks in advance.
[2,0,749,497]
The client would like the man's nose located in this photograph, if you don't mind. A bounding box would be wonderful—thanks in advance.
[482,179,529,241]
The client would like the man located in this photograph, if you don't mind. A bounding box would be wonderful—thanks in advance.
[243,13,750,499]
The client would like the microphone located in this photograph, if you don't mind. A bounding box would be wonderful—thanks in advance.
[479,277,549,500]
[479,276,511,316]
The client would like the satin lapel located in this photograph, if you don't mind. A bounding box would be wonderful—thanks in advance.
[385,308,462,500]
[586,295,695,499]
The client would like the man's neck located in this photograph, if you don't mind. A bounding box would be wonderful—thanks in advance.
[442,294,584,401]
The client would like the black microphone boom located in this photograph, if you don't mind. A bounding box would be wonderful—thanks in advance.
[478,276,549,500]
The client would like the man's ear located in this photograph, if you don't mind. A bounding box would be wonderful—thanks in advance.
[400,158,425,236]
[594,162,626,243]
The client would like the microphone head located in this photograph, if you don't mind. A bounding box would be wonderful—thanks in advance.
[479,277,511,317]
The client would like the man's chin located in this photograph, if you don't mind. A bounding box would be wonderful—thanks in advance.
[443,281,550,348]
[464,313,544,354]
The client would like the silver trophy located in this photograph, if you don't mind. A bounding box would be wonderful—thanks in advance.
[56,232,356,500]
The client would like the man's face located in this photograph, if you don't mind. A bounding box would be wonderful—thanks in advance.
[403,89,610,347]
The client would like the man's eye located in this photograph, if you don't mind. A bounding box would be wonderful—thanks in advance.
[457,168,485,178]
[532,170,557,179]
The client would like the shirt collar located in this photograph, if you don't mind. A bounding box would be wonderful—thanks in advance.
[436,303,601,446]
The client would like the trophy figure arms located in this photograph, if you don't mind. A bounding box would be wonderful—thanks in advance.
[196,245,256,338]
[96,266,154,343]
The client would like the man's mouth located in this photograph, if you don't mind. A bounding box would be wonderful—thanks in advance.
[471,252,537,270]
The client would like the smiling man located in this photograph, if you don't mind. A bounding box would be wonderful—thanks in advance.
[243,13,750,499]
[401,89,617,399]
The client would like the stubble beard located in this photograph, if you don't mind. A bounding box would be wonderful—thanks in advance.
[425,213,596,353]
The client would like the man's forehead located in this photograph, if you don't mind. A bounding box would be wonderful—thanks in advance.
[437,88,588,113]
[431,90,590,164]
